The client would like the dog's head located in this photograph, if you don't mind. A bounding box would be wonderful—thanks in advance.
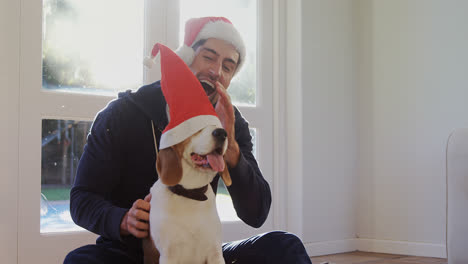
[156,125,232,189]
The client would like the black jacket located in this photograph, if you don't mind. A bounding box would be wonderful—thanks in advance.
[70,81,271,255]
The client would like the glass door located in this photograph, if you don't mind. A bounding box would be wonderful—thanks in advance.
[18,0,273,262]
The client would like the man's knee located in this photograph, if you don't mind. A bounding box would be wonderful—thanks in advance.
[64,252,80,264]
[64,244,140,264]
[64,245,91,264]
[64,244,119,264]
[260,231,305,249]
[257,231,311,263]
[65,244,108,264]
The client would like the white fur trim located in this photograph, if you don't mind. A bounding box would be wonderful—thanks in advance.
[194,20,246,72]
[175,45,196,67]
[159,115,223,149]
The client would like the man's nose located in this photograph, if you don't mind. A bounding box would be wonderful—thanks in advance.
[208,63,222,80]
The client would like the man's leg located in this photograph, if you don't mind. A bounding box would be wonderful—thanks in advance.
[64,244,141,264]
[222,231,312,264]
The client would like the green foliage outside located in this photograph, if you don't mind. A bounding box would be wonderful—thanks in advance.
[42,187,70,201]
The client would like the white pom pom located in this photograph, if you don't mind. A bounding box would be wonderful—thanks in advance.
[175,45,195,66]
[143,56,154,68]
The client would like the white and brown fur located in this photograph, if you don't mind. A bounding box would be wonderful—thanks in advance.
[143,125,231,264]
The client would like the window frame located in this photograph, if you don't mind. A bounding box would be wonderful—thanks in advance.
[18,0,274,262]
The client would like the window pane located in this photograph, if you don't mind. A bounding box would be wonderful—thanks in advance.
[41,120,257,228]
[179,0,257,106]
[250,128,257,158]
[42,0,144,96]
[41,119,91,233]
[215,128,256,221]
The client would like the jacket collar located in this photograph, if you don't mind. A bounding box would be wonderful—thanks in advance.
[122,81,168,131]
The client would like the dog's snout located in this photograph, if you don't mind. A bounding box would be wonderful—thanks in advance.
[212,128,227,142]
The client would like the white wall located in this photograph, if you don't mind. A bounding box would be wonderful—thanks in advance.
[0,0,20,263]
[300,0,468,258]
[357,0,468,252]
[301,0,358,253]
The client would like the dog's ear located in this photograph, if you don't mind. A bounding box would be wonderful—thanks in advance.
[220,160,232,187]
[156,147,182,186]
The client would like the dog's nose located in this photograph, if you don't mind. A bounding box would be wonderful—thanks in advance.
[212,128,227,142]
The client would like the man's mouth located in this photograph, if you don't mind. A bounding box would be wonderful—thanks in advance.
[200,80,216,96]
[191,149,225,172]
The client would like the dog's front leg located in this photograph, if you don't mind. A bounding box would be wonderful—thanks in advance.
[158,255,183,264]
[157,248,181,264]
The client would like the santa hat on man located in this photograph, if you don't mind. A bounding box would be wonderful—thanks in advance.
[144,16,246,74]
[150,43,223,150]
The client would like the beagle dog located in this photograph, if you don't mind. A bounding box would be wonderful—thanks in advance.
[143,124,232,264]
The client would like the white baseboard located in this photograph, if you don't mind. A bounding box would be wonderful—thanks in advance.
[304,238,447,259]
[356,238,447,258]
[304,239,357,257]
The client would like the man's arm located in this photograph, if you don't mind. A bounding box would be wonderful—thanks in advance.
[70,102,151,240]
[70,104,127,241]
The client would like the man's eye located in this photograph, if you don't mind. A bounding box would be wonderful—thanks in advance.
[204,56,214,61]
[223,65,232,73]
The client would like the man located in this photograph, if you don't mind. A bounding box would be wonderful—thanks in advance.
[65,17,312,264]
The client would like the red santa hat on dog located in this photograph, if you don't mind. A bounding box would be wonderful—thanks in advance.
[150,43,223,150]
[144,17,246,74]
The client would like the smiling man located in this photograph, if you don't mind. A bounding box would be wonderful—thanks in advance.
[65,17,312,264]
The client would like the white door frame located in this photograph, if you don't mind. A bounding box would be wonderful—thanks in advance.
[14,0,302,262]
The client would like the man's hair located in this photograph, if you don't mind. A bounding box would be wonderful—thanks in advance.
[191,39,242,69]
[191,39,207,51]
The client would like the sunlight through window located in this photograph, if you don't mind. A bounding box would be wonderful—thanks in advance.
[42,0,144,95]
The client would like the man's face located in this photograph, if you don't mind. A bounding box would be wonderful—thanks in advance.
[190,38,240,105]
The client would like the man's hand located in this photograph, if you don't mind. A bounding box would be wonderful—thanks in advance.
[215,82,240,168]
[120,193,151,238]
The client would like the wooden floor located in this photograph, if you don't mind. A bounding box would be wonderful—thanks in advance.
[310,251,447,264]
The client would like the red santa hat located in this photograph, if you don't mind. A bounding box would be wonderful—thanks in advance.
[144,17,246,74]
[150,43,223,150]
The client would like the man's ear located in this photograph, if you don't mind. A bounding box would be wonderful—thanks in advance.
[220,160,232,187]
[156,147,182,186]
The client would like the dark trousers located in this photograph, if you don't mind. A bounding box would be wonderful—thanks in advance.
[64,231,312,264]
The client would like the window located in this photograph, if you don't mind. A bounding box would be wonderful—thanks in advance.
[40,120,255,229]
[42,0,144,95]
[20,0,273,262]
[41,119,91,232]
[40,0,145,233]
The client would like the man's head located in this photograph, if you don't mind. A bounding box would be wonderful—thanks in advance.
[175,17,246,105]
[144,17,245,104]
[189,38,239,105]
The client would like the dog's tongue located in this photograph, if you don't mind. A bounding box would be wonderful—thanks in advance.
[207,154,224,172]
